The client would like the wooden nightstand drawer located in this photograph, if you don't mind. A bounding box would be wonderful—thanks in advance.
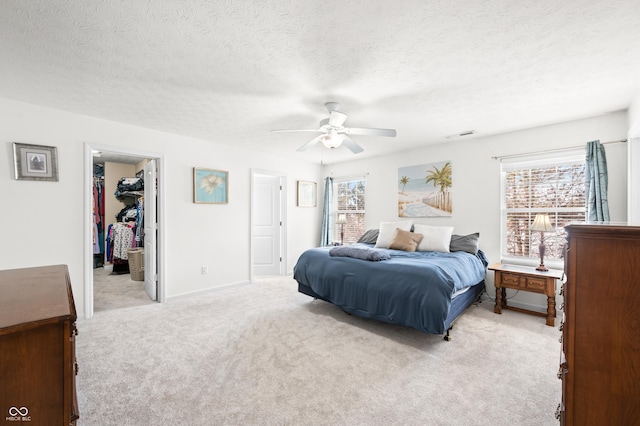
[500,273,522,287]
[526,277,547,291]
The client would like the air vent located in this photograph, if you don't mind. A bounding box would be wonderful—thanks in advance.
[445,130,477,139]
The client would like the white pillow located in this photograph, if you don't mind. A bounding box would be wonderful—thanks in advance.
[413,224,454,252]
[374,221,413,248]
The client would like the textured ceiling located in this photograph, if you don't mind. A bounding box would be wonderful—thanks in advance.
[1,0,639,164]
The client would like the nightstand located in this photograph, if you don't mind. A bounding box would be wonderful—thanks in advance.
[488,263,563,326]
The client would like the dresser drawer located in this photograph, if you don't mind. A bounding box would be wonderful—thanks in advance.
[500,273,523,288]
[525,277,547,291]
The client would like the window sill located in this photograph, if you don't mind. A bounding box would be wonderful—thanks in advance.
[499,256,563,271]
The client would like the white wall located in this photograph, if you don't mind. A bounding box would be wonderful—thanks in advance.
[629,92,640,137]
[324,111,629,312]
[0,98,323,318]
[1,96,631,318]
[627,94,640,223]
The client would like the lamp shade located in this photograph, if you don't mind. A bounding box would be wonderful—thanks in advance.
[337,213,347,224]
[530,213,555,232]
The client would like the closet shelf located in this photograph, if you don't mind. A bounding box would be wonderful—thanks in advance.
[115,190,144,199]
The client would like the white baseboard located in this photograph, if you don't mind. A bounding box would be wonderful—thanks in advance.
[481,291,552,315]
[504,299,548,315]
[166,280,251,301]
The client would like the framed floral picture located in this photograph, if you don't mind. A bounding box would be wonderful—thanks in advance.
[13,142,59,181]
[194,167,228,204]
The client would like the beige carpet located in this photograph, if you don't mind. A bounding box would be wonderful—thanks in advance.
[76,275,561,425]
[93,265,155,312]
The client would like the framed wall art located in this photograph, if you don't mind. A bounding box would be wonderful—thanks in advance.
[398,161,452,217]
[13,142,59,181]
[194,167,229,204]
[297,180,317,207]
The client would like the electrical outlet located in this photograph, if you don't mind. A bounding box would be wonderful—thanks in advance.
[201,266,208,275]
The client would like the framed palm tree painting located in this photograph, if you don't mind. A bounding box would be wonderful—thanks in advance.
[398,161,452,217]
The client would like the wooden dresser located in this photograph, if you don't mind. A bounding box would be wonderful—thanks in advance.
[558,224,640,425]
[0,265,79,425]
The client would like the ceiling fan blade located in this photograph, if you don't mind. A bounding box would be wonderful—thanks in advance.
[346,127,397,137]
[270,128,321,133]
[328,111,348,127]
[296,135,324,152]
[342,136,364,154]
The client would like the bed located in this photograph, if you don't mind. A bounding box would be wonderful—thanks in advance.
[293,228,488,340]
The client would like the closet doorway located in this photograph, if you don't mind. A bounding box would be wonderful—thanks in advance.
[84,144,165,319]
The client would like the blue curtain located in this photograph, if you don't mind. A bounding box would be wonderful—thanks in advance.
[320,176,333,246]
[585,140,610,222]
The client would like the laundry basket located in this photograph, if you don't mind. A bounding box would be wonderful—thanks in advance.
[127,248,145,281]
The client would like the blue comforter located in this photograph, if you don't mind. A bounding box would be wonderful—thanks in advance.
[293,243,488,334]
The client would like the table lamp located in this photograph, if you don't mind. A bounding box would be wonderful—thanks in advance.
[337,214,347,245]
[530,213,555,271]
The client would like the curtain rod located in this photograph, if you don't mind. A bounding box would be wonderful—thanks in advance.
[491,139,627,160]
[329,172,370,180]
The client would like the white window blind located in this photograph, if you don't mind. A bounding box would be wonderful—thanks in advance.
[332,176,366,244]
[501,153,585,264]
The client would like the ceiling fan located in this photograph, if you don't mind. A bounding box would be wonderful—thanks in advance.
[270,102,397,154]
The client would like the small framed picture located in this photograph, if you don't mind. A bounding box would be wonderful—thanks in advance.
[13,143,59,181]
[297,180,317,207]
[194,167,229,204]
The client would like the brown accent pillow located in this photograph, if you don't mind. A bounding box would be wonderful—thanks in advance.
[388,228,424,252]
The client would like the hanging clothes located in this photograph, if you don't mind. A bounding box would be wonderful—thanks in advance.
[105,223,113,262]
[135,196,144,246]
[108,222,137,274]
[106,175,144,273]
[92,174,106,267]
[110,222,136,261]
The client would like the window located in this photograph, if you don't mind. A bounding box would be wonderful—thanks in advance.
[332,177,366,244]
[501,154,585,263]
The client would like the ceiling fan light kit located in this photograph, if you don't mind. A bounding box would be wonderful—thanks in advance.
[320,133,345,149]
[271,102,397,154]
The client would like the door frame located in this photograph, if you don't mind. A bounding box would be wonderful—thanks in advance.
[250,169,287,282]
[83,143,166,319]
[143,159,158,301]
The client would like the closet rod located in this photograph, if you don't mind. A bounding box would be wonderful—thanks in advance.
[492,139,627,160]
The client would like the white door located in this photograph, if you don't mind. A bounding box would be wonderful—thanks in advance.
[252,175,282,275]
[144,159,157,300]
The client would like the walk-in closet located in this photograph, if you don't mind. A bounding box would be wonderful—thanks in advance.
[92,154,155,311]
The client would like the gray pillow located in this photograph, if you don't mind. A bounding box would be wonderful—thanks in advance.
[449,233,480,254]
[357,229,379,244]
